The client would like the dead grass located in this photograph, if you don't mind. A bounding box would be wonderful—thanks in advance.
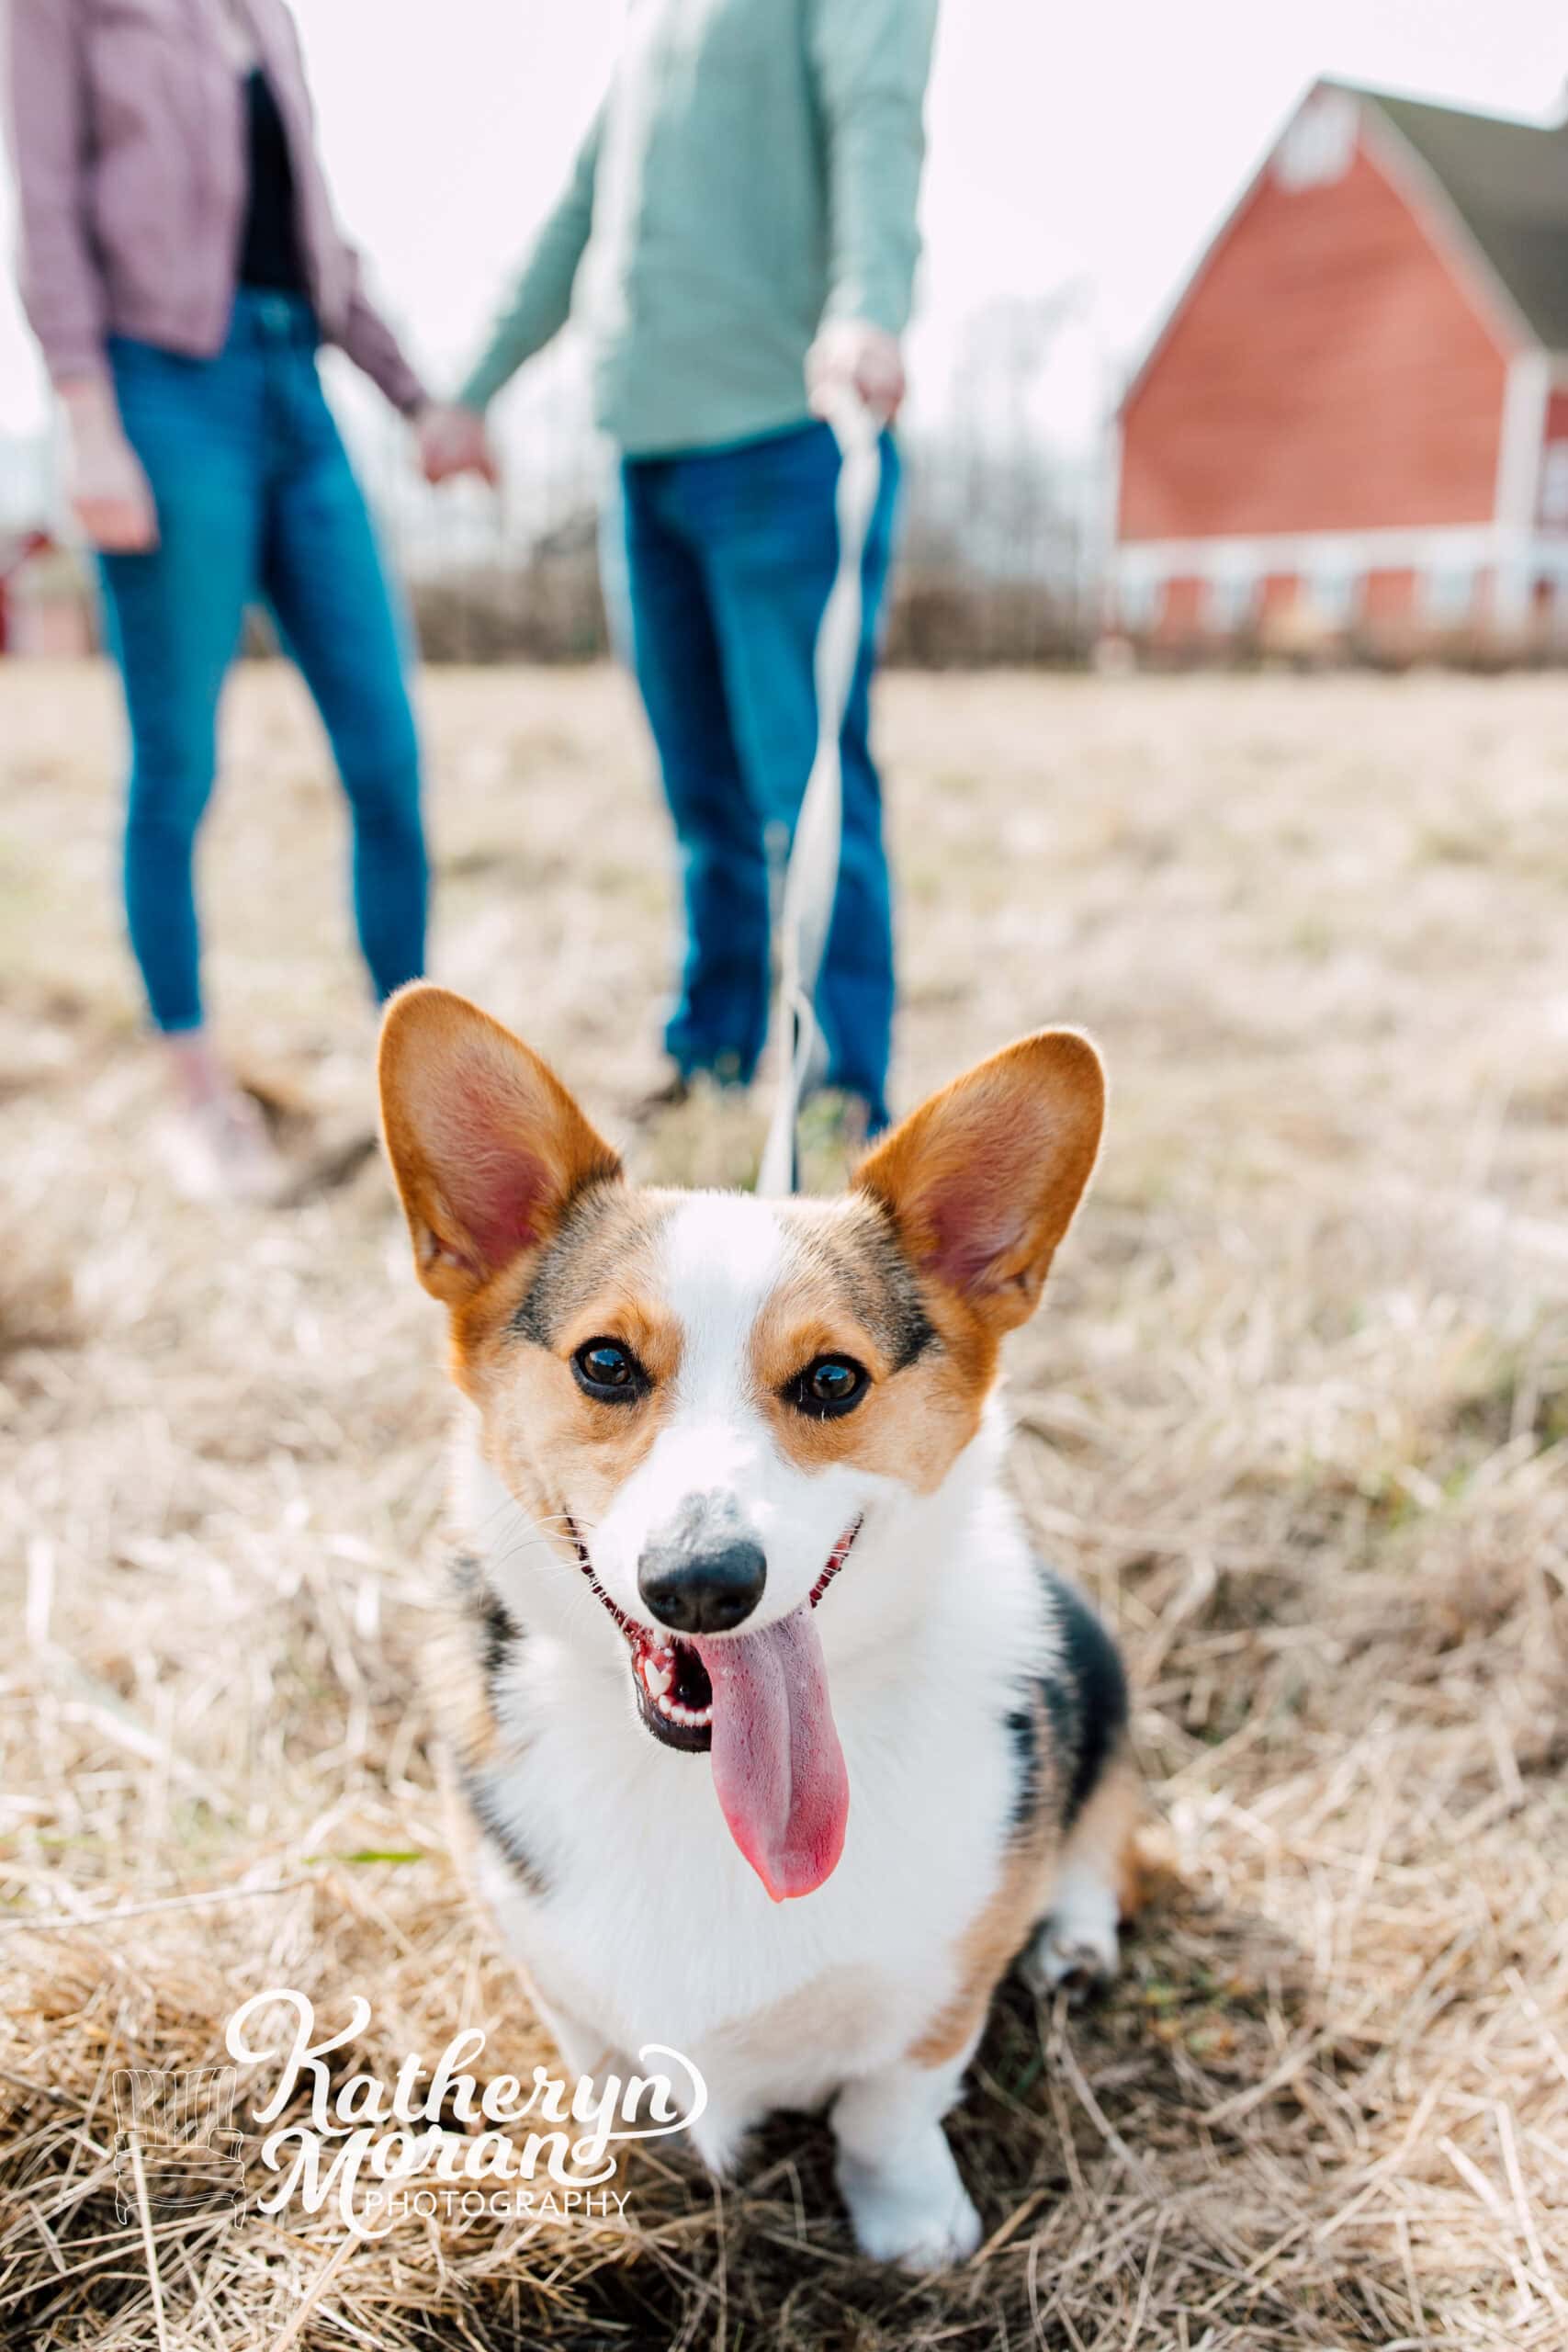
[2,660,1567,2348]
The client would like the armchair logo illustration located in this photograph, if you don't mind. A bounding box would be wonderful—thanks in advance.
[112,2067,248,2226]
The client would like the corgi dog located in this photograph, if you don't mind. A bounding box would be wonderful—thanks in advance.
[378,984,1138,2272]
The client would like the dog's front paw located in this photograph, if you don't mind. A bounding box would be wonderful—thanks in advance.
[686,2099,752,2182]
[837,2152,982,2273]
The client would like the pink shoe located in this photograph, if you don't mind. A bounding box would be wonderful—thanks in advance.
[163,1089,286,1204]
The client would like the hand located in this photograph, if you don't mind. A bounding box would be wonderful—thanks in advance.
[61,380,158,553]
[807,321,906,425]
[416,402,499,487]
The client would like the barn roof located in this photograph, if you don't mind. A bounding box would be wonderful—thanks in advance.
[1346,83,1568,352]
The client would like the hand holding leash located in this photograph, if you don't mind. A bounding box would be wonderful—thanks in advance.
[807,321,906,424]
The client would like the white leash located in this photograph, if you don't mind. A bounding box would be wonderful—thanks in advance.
[757,392,883,1197]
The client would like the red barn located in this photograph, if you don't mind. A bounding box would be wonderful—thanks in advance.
[1111,82,1568,653]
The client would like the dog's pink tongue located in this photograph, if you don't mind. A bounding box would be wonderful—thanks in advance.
[694,1604,848,1901]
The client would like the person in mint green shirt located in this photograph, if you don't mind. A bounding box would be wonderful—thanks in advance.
[423,0,939,1135]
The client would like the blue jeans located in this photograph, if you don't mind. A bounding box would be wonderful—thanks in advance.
[621,419,899,1127]
[101,291,427,1034]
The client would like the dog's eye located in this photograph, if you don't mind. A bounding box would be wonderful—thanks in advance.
[789,1355,868,1418]
[573,1339,646,1401]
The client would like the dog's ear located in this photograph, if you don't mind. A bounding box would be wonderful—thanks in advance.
[855,1031,1104,1335]
[378,985,621,1306]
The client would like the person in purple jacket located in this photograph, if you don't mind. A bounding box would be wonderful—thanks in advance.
[4,0,486,1196]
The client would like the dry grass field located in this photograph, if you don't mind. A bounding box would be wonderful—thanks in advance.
[3,660,1567,2349]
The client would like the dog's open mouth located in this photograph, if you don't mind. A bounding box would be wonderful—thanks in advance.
[570,1517,862,1753]
[569,1517,862,1899]
[629,1629,716,1749]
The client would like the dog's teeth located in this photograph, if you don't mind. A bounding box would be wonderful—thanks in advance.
[650,1692,714,1728]
[642,1657,672,1699]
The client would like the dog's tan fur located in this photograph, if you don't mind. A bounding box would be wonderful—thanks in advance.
[909,1743,1143,2066]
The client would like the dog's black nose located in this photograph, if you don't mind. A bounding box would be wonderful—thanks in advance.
[637,1537,767,1635]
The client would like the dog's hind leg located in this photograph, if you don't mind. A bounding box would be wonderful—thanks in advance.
[1021,1751,1141,1997]
[682,2088,756,2182]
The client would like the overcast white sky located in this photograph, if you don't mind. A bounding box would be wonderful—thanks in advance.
[1,0,1566,446]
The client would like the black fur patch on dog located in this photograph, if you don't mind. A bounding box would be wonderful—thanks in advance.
[443,1552,549,1894]
[1007,1564,1128,1836]
[452,1547,519,1701]
[462,1766,550,1898]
